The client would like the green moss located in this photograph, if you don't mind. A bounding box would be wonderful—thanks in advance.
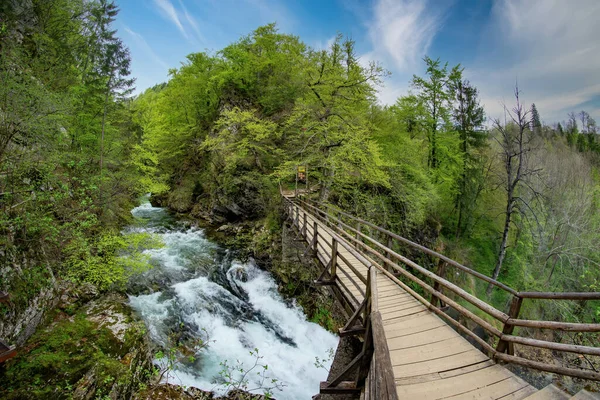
[3,262,54,314]
[0,312,149,399]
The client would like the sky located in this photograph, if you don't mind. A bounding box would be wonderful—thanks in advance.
[115,0,600,124]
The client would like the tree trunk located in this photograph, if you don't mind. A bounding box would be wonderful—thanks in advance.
[100,88,109,177]
[319,174,332,203]
[455,135,468,238]
[455,200,463,239]
[431,129,437,169]
[429,98,438,169]
[488,200,512,296]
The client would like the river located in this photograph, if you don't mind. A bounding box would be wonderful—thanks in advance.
[126,199,338,399]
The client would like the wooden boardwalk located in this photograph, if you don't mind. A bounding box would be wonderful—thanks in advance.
[376,272,536,399]
[287,200,543,399]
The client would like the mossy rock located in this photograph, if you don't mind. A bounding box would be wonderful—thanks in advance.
[0,294,154,400]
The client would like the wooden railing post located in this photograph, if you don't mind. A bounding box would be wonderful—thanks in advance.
[330,237,338,279]
[313,221,318,256]
[431,260,447,308]
[302,213,307,237]
[364,267,372,322]
[355,222,361,245]
[386,236,393,270]
[295,205,300,228]
[496,295,523,355]
[356,268,374,385]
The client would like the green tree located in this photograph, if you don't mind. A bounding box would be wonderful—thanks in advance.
[0,0,143,311]
[530,103,541,134]
[451,79,486,237]
[488,87,537,295]
[411,57,461,170]
[280,35,390,201]
[86,0,135,177]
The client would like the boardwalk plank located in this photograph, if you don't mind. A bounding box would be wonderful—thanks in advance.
[389,337,475,366]
[397,365,516,399]
[392,348,489,378]
[446,376,531,400]
[387,325,460,350]
[497,385,538,400]
[384,316,447,338]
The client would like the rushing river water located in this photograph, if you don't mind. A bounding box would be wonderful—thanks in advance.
[126,199,338,399]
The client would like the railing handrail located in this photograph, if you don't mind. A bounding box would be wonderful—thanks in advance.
[284,196,600,383]
[283,197,373,269]
[517,292,600,300]
[294,198,600,327]
[299,198,519,296]
[298,197,600,301]
[297,198,510,323]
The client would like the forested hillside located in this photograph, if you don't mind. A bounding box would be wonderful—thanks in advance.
[133,25,600,321]
[0,1,166,397]
[1,1,600,396]
[0,0,160,339]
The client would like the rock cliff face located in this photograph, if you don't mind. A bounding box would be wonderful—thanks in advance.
[71,294,154,400]
[0,285,57,346]
[0,248,59,347]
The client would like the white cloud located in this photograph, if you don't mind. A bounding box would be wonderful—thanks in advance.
[124,26,169,70]
[470,0,600,123]
[178,0,205,44]
[368,0,446,71]
[362,0,600,120]
[154,0,188,39]
[153,0,206,45]
[313,35,338,51]
[361,0,448,105]
[377,81,410,106]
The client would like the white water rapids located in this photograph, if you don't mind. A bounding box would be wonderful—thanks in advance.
[126,199,338,399]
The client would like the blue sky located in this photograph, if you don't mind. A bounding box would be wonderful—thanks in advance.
[116,0,600,123]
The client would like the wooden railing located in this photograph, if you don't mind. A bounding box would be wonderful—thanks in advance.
[284,198,397,397]
[0,340,16,364]
[363,267,398,400]
[285,197,371,314]
[285,196,600,383]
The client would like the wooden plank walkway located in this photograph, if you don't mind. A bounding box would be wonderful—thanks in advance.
[291,202,368,308]
[288,201,539,400]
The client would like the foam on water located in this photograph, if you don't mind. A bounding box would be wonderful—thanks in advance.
[127,198,338,399]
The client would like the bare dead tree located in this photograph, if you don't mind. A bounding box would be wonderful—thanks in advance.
[487,86,540,296]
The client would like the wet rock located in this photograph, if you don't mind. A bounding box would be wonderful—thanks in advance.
[71,295,154,399]
[230,266,249,282]
[0,284,58,346]
[133,384,274,399]
[217,224,231,232]
[190,204,212,222]
[85,294,134,342]
[151,193,168,207]
[58,281,99,311]
[135,384,275,399]
[0,248,60,346]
